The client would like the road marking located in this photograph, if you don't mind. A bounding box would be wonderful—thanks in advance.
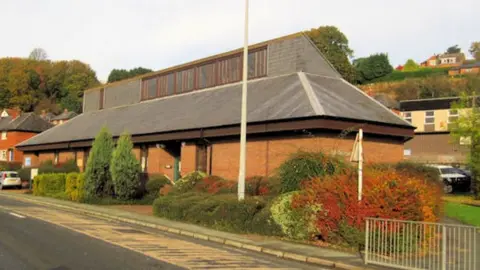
[9,212,25,219]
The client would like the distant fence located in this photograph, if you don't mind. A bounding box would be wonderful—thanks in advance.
[365,218,477,270]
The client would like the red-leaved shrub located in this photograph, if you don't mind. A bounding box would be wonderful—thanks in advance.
[292,168,442,245]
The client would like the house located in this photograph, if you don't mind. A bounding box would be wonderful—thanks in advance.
[0,109,53,163]
[17,32,414,181]
[420,55,438,67]
[448,61,480,76]
[49,109,78,125]
[399,97,472,164]
[421,53,465,68]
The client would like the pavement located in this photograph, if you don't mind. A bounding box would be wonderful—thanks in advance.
[0,192,339,270]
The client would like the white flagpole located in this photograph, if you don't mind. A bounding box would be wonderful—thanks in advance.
[358,129,363,201]
[238,0,249,201]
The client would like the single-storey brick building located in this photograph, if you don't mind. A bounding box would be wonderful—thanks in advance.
[17,32,414,181]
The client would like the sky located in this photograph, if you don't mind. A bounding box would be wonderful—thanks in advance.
[0,0,478,82]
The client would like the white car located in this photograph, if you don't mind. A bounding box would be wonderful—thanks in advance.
[428,165,469,193]
[0,171,22,190]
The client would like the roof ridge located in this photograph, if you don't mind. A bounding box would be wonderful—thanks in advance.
[10,113,32,129]
[298,72,324,115]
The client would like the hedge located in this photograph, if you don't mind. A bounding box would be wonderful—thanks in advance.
[368,67,450,83]
[33,173,66,197]
[0,161,22,171]
[153,193,275,234]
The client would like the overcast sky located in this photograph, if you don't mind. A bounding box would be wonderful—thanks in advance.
[0,0,478,82]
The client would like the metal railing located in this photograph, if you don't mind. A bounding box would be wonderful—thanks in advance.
[365,218,478,270]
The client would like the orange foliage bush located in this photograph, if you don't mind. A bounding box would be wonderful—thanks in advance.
[292,168,442,244]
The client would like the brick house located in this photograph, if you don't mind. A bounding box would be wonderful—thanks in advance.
[421,53,465,68]
[399,97,474,164]
[0,109,53,163]
[448,61,480,76]
[17,32,414,181]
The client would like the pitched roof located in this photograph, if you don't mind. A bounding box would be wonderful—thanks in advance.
[0,113,53,133]
[51,111,78,121]
[439,53,464,59]
[18,72,411,147]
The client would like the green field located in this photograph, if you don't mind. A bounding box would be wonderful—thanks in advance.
[444,201,480,227]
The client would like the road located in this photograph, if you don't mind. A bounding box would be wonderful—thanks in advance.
[0,195,322,270]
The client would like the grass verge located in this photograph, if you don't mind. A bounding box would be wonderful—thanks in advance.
[444,201,480,226]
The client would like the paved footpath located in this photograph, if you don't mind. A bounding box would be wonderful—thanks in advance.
[0,194,327,270]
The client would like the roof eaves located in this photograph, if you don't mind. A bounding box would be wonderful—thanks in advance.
[84,32,304,93]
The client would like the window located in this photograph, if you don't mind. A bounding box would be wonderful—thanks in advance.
[460,136,472,145]
[218,55,241,85]
[403,149,411,156]
[24,157,31,167]
[176,68,195,93]
[197,62,216,89]
[248,48,267,79]
[0,150,6,161]
[425,111,434,124]
[1,131,6,140]
[448,109,459,123]
[99,88,104,110]
[146,78,157,99]
[8,150,13,161]
[464,68,473,73]
[403,112,412,123]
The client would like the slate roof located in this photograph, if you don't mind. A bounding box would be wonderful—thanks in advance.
[0,113,53,133]
[451,61,480,70]
[18,72,411,147]
[51,111,78,121]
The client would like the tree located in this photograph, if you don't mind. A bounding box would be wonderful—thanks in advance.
[469,42,480,61]
[107,67,152,83]
[446,45,461,54]
[28,48,48,60]
[84,127,115,199]
[450,75,480,198]
[353,53,393,84]
[403,59,420,72]
[110,132,141,200]
[306,26,356,83]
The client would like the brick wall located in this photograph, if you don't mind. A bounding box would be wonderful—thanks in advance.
[76,150,85,171]
[0,131,37,163]
[404,133,468,164]
[180,143,196,175]
[211,134,403,180]
[39,152,55,164]
[147,147,175,180]
[59,151,75,164]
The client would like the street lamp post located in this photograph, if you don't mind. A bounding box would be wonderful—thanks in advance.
[238,0,249,201]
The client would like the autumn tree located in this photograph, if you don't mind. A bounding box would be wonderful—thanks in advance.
[107,67,152,83]
[470,42,480,61]
[29,48,48,60]
[306,26,356,83]
[403,59,420,72]
[446,45,461,54]
[353,53,393,84]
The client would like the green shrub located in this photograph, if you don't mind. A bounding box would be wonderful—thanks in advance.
[153,193,265,233]
[173,171,207,194]
[65,172,79,201]
[278,151,347,193]
[74,173,85,202]
[18,167,31,182]
[0,161,22,171]
[38,159,79,174]
[110,132,141,200]
[85,127,114,198]
[271,192,314,240]
[249,201,284,236]
[146,174,171,195]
